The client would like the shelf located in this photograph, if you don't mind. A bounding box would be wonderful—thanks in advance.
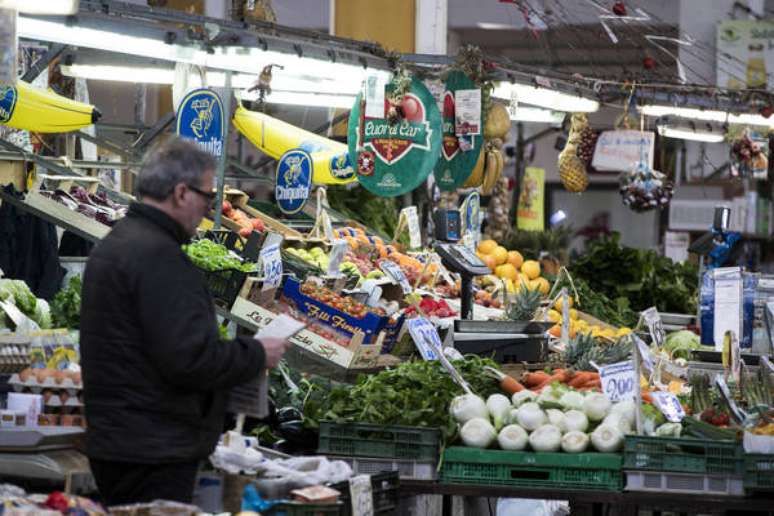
[0,190,110,243]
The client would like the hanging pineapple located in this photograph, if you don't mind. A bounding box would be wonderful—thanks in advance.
[558,113,590,193]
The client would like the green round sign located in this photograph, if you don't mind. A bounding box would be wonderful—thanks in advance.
[433,71,485,191]
[348,77,442,197]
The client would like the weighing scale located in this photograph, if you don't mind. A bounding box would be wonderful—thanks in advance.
[433,209,490,320]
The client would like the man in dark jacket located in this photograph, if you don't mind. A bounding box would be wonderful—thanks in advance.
[80,138,288,506]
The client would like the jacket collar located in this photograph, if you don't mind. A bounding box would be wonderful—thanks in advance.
[127,202,191,245]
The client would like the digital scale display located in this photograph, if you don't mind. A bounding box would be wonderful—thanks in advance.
[452,244,486,269]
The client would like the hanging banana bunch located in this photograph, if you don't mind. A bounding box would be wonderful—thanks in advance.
[466,102,508,193]
[558,113,590,193]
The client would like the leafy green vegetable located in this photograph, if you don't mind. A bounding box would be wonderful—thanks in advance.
[570,234,698,315]
[32,299,52,329]
[0,279,37,315]
[664,330,701,360]
[279,356,501,445]
[183,239,256,273]
[327,186,400,240]
[51,276,82,329]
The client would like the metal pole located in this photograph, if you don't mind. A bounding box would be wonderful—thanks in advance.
[214,71,232,230]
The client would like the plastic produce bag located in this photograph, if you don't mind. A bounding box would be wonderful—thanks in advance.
[210,444,267,475]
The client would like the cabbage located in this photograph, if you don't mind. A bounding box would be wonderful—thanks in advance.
[0,279,37,315]
[664,330,700,360]
[32,299,51,329]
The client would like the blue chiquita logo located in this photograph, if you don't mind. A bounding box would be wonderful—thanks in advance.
[0,85,18,124]
[176,88,224,157]
[276,148,312,215]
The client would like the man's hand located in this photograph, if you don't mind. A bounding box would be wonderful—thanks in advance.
[260,337,291,369]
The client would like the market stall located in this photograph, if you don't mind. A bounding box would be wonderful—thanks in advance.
[1,1,774,515]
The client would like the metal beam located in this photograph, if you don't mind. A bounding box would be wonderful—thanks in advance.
[21,44,67,82]
[76,130,138,160]
[132,111,176,151]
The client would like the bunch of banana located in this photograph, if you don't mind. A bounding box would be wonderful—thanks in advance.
[481,139,505,195]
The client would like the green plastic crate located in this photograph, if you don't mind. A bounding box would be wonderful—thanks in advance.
[623,435,743,475]
[266,502,342,516]
[744,454,774,491]
[318,421,440,462]
[440,447,623,492]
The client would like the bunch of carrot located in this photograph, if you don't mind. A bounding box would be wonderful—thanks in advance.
[521,369,601,391]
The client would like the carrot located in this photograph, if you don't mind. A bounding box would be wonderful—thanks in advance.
[534,370,572,391]
[522,371,550,388]
[641,391,653,404]
[499,374,525,394]
[568,371,599,388]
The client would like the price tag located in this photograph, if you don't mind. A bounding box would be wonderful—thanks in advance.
[407,317,442,360]
[641,307,666,348]
[327,239,349,277]
[633,334,655,372]
[364,75,386,119]
[508,90,518,118]
[348,475,374,516]
[454,89,481,136]
[402,206,421,249]
[259,235,283,291]
[380,260,412,294]
[651,391,686,423]
[600,360,637,403]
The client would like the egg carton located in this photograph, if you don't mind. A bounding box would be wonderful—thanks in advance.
[42,394,84,409]
[8,373,82,394]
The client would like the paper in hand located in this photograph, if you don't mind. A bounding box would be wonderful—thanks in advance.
[255,314,306,340]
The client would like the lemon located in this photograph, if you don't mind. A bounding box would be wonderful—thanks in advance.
[521,260,541,280]
[569,308,578,320]
[547,309,561,322]
[554,295,574,311]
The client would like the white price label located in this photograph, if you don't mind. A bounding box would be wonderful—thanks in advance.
[642,307,666,348]
[260,243,282,291]
[454,89,481,136]
[365,75,386,119]
[402,206,421,249]
[380,260,412,294]
[600,360,637,403]
[348,475,374,516]
[327,239,349,277]
[407,317,442,360]
[651,392,686,423]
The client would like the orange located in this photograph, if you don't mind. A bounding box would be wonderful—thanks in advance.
[533,277,550,295]
[492,246,508,265]
[495,263,519,281]
[506,250,524,269]
[482,255,496,271]
[477,239,498,255]
[549,324,561,338]
[521,260,541,280]
[344,236,358,250]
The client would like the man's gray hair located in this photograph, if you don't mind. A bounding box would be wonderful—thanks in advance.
[135,137,217,201]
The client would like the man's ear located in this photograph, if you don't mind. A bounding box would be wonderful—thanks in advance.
[171,183,187,207]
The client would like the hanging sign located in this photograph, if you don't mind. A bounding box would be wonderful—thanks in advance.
[275,149,312,215]
[348,77,442,197]
[176,88,225,157]
[592,130,654,172]
[433,72,485,191]
[516,167,545,231]
[0,9,16,85]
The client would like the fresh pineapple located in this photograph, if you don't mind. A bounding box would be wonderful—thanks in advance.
[563,333,632,371]
[506,288,543,321]
[558,113,590,193]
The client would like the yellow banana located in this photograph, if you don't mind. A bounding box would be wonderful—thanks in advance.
[493,148,504,182]
[481,150,498,194]
[463,146,486,188]
[233,105,356,185]
[0,80,100,133]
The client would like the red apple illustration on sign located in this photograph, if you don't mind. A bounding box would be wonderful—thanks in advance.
[401,94,424,122]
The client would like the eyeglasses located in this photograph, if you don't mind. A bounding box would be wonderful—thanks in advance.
[187,184,217,203]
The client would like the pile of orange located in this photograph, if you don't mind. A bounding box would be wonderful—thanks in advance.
[476,239,550,295]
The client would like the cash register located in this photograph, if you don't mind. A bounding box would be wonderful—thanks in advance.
[432,209,490,319]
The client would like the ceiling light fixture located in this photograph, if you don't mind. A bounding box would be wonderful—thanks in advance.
[642,104,774,128]
[493,82,599,113]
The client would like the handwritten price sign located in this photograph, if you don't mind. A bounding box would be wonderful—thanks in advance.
[600,361,637,403]
[380,260,412,294]
[260,243,282,291]
[406,317,442,360]
[651,392,685,423]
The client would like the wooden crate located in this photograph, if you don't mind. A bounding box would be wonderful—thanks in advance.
[224,188,304,240]
[0,160,26,191]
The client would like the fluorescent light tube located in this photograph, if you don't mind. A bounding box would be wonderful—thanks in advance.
[510,106,565,124]
[493,82,599,113]
[238,90,356,109]
[657,125,725,143]
[642,104,774,128]
[0,0,78,14]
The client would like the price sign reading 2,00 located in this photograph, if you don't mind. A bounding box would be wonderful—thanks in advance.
[600,361,636,403]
